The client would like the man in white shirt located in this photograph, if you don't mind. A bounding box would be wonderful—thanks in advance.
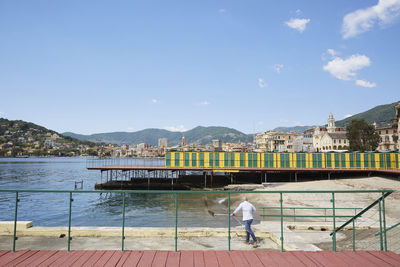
[231,196,257,248]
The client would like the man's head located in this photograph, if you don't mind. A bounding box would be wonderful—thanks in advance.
[242,196,248,202]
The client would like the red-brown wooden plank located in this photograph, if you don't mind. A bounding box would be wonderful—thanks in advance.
[281,251,308,266]
[193,250,205,267]
[48,250,81,266]
[286,251,319,267]
[203,251,218,267]
[354,251,392,266]
[261,251,291,266]
[241,251,264,267]
[0,251,9,257]
[302,251,339,267]
[70,250,97,267]
[254,251,279,267]
[367,251,400,266]
[165,251,180,267]
[318,251,351,266]
[215,251,234,267]
[37,251,68,267]
[136,250,156,267]
[229,251,250,267]
[152,251,168,267]
[385,251,400,262]
[120,251,143,267]
[0,250,30,266]
[180,251,194,267]
[337,251,377,267]
[82,250,106,267]
[116,251,135,267]
[4,250,39,267]
[22,250,58,267]
[104,251,124,267]
[93,251,115,267]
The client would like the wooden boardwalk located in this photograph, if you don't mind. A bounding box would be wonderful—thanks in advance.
[1,250,400,266]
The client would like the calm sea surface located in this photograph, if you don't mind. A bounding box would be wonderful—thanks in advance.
[0,158,238,227]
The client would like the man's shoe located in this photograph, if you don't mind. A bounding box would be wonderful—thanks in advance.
[244,241,250,245]
[253,241,257,248]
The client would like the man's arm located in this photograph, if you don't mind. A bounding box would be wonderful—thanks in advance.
[231,203,242,216]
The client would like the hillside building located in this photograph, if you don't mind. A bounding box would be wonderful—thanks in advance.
[158,138,169,148]
[313,114,348,151]
[254,131,299,152]
[395,102,400,150]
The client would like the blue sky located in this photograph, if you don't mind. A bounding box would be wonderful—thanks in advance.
[1,0,399,134]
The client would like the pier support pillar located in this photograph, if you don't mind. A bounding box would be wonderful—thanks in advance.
[204,172,207,188]
[210,172,213,188]
[264,173,267,183]
[328,172,331,180]
[295,172,298,182]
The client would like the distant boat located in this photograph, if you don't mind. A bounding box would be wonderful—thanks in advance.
[15,155,29,158]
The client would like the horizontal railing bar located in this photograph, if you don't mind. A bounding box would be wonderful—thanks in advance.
[0,189,394,194]
[330,191,393,236]
[260,207,362,210]
[260,215,354,218]
[375,222,400,236]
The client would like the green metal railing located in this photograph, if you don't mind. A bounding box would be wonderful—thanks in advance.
[0,189,393,253]
[260,206,362,222]
[330,191,392,252]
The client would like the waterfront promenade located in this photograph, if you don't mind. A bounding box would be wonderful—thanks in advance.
[1,250,400,266]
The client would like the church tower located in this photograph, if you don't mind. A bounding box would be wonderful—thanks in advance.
[181,136,186,147]
[327,114,336,133]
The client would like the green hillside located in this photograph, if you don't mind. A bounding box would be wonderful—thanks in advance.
[63,126,253,146]
[335,101,399,127]
[0,118,99,157]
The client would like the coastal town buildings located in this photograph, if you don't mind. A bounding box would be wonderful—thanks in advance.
[312,114,348,151]
[375,120,398,151]
[158,138,169,148]
[396,102,400,149]
[293,131,315,152]
[254,131,299,152]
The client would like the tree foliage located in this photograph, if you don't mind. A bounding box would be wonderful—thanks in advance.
[346,119,380,151]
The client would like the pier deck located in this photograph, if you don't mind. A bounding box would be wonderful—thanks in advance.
[88,165,400,174]
[1,250,400,266]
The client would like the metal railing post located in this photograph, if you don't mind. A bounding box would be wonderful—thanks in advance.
[378,199,383,251]
[331,192,336,252]
[174,193,178,252]
[121,192,126,251]
[68,192,73,252]
[12,192,19,252]
[280,192,284,252]
[352,218,355,251]
[228,192,231,251]
[381,192,387,252]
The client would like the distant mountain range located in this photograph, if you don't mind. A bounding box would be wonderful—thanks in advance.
[63,126,253,146]
[272,101,399,133]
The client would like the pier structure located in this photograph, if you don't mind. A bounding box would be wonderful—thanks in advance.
[86,153,400,189]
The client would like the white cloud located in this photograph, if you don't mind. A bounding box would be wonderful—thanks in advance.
[344,114,353,119]
[0,111,4,117]
[164,125,187,132]
[342,0,400,39]
[258,78,267,88]
[323,54,371,80]
[200,101,210,105]
[151,99,158,104]
[295,9,302,15]
[327,49,339,57]
[356,79,377,87]
[285,18,310,32]
[273,64,284,74]
[127,127,134,131]
[219,8,226,13]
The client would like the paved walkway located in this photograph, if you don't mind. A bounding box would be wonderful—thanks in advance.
[1,250,400,266]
